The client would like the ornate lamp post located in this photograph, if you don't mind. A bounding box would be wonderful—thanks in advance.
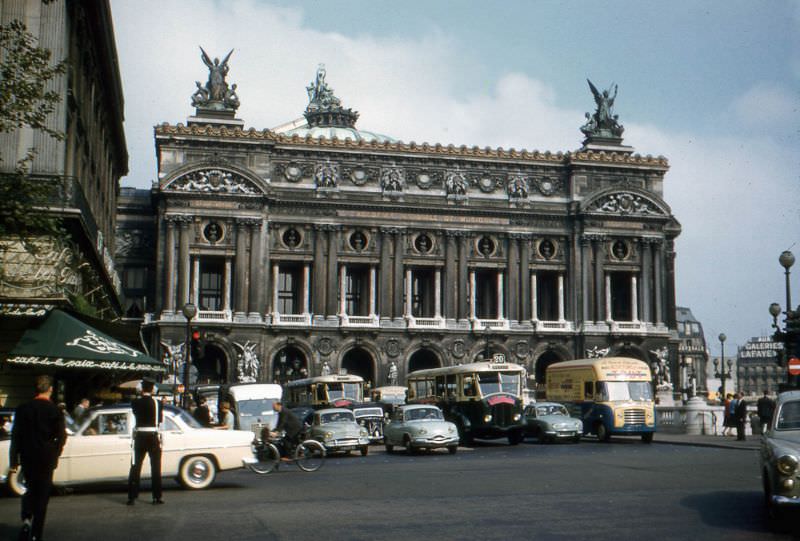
[780,250,795,311]
[714,332,732,400]
[181,302,197,409]
[680,354,696,401]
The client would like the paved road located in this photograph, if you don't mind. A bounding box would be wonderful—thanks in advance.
[0,438,792,541]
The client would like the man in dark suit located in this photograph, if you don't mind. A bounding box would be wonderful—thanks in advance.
[10,374,66,541]
[127,378,163,505]
[735,392,749,441]
[270,401,302,459]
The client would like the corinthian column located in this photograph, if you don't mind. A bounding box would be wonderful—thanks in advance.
[164,217,176,313]
[178,217,192,309]
[234,220,248,315]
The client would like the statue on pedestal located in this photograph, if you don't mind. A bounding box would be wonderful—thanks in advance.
[580,79,624,140]
[192,47,239,111]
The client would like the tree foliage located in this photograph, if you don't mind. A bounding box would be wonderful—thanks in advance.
[0,16,67,236]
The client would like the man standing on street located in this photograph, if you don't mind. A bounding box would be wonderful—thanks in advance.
[757,390,776,433]
[9,375,66,541]
[127,378,164,505]
[735,392,748,441]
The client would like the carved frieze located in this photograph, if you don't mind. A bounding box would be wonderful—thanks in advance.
[274,161,312,183]
[115,229,153,258]
[168,169,257,194]
[532,176,562,196]
[445,171,469,196]
[507,175,529,199]
[314,162,340,189]
[341,165,378,186]
[588,192,664,216]
[380,167,405,192]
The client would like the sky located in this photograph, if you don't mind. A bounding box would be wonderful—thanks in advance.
[110,0,800,355]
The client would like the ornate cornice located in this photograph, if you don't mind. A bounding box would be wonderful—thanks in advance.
[155,123,669,167]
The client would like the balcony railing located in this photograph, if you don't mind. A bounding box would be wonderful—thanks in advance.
[272,312,312,326]
[340,314,380,327]
[197,310,232,322]
[610,321,648,333]
[534,320,574,332]
[406,316,446,329]
[471,318,509,331]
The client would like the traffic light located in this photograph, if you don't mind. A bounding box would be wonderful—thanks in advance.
[786,309,800,358]
[190,329,205,362]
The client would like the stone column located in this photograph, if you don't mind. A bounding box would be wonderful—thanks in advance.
[519,236,530,321]
[496,271,504,319]
[641,240,652,323]
[164,218,176,312]
[303,264,311,315]
[379,228,393,319]
[369,266,377,317]
[248,221,263,317]
[392,231,405,319]
[457,234,469,321]
[531,273,538,321]
[234,220,248,315]
[654,240,664,325]
[339,265,346,316]
[405,269,413,317]
[191,258,199,305]
[558,273,565,321]
[605,274,612,322]
[507,236,519,322]
[178,217,191,309]
[631,275,639,322]
[444,232,457,320]
[312,226,326,316]
[223,258,232,311]
[593,238,605,322]
[580,236,592,323]
[469,270,476,320]
[271,264,279,315]
[434,269,442,318]
[326,226,339,317]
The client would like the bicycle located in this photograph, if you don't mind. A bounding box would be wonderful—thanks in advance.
[249,433,325,474]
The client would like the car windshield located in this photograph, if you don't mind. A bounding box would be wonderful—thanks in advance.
[406,408,442,421]
[598,381,653,402]
[171,408,202,429]
[477,372,520,396]
[327,383,362,402]
[536,405,568,417]
[320,411,355,424]
[237,398,277,418]
[354,408,383,418]
[776,400,800,430]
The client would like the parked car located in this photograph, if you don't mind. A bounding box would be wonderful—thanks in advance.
[0,404,254,496]
[523,402,583,443]
[306,408,371,456]
[353,405,386,443]
[760,390,800,522]
[383,404,459,455]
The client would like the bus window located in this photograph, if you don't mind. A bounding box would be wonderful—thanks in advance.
[315,384,326,403]
[462,376,477,397]
[595,382,609,402]
[435,376,447,398]
[477,372,520,395]
[446,375,457,398]
[584,382,593,399]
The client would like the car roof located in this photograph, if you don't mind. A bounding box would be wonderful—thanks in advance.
[532,402,563,408]
[399,404,441,411]
[777,391,800,404]
[316,408,354,414]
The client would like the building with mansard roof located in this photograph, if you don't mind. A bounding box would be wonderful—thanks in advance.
[116,58,682,393]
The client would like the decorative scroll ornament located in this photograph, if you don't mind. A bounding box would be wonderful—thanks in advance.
[67,330,141,357]
[585,346,610,359]
[533,176,561,196]
[445,171,469,195]
[380,168,404,192]
[590,192,662,216]
[169,169,256,194]
[507,176,528,199]
[314,162,340,188]
[191,47,239,111]
[234,341,261,383]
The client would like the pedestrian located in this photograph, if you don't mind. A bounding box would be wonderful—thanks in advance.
[215,401,234,430]
[9,374,67,541]
[71,397,90,424]
[127,378,164,505]
[735,392,748,441]
[721,393,735,436]
[193,396,212,427]
[757,390,776,432]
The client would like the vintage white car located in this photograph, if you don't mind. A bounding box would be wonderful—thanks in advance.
[1,404,254,495]
[384,404,459,455]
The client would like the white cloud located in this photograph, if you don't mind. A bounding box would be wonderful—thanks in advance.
[731,82,800,131]
[112,0,799,352]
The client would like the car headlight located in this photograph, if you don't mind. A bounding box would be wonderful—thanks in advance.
[483,414,493,423]
[512,413,521,422]
[359,428,368,437]
[324,431,333,440]
[777,454,799,475]
[448,426,455,433]
[417,428,427,435]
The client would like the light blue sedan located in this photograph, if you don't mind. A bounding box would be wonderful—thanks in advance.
[384,405,459,455]
[523,402,583,443]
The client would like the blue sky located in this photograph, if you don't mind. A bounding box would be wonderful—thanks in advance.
[111,0,800,356]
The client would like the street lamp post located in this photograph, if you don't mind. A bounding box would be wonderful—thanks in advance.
[181,302,197,409]
[780,250,795,312]
[772,250,797,390]
[714,332,732,400]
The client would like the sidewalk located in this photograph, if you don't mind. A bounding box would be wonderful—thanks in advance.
[653,432,760,451]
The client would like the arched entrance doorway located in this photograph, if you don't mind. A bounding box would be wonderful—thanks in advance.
[408,349,440,374]
[615,344,645,361]
[272,346,308,385]
[341,348,376,387]
[195,343,228,384]
[534,350,564,397]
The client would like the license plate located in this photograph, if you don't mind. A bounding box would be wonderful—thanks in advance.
[340,445,355,451]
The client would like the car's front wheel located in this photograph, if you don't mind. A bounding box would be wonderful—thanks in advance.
[360,445,369,456]
[179,455,217,490]
[447,445,458,455]
[7,469,26,496]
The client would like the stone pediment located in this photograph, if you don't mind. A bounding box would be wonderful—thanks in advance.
[582,189,669,217]
[162,167,265,195]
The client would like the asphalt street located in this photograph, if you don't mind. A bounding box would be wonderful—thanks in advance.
[0,438,791,541]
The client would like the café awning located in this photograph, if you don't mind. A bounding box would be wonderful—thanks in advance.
[4,309,164,372]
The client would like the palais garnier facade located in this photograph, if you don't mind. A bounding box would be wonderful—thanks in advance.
[116,55,681,393]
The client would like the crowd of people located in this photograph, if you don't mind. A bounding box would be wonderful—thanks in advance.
[721,390,776,441]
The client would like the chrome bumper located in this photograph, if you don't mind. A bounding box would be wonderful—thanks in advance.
[242,456,258,467]
[771,494,800,506]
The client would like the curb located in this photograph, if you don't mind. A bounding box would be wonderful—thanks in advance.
[653,438,759,451]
